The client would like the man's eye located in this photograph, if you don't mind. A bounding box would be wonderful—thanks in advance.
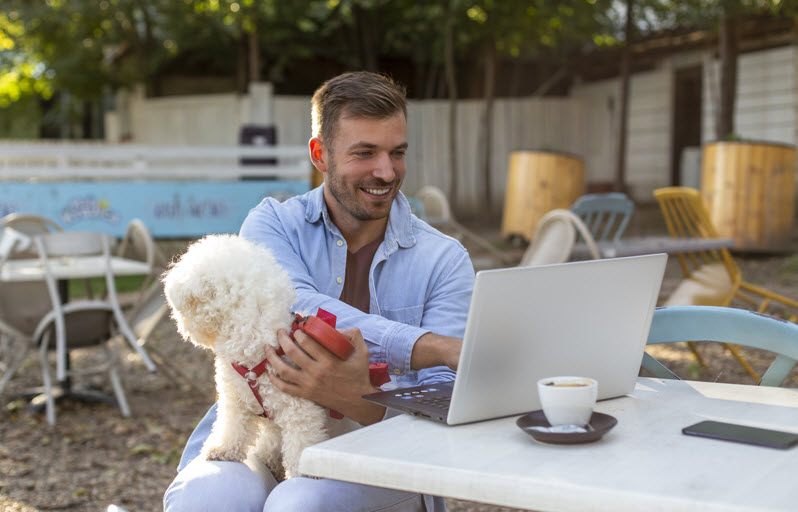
[393,151,406,157]
[357,151,372,157]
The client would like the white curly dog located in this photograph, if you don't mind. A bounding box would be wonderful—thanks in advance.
[162,234,351,479]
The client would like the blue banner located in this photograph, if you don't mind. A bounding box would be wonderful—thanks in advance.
[0,180,310,238]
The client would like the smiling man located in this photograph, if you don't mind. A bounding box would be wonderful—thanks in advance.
[164,71,475,512]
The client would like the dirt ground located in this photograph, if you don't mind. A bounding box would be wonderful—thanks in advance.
[2,206,798,512]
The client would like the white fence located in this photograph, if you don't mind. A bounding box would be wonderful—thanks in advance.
[0,142,310,181]
[119,90,588,212]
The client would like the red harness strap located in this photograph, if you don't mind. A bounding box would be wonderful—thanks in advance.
[231,359,274,419]
[232,309,393,421]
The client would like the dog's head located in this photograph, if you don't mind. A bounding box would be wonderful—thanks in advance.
[162,234,296,357]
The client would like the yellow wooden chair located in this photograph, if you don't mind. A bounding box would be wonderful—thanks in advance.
[654,186,798,381]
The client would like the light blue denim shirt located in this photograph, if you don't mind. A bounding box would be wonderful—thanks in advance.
[239,186,475,386]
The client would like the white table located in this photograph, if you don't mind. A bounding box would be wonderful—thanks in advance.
[0,256,151,282]
[299,378,798,512]
[571,236,735,259]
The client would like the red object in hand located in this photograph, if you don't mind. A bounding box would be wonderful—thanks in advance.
[290,309,354,360]
[369,363,390,387]
[289,309,389,421]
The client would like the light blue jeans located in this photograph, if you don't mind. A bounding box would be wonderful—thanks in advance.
[163,404,445,511]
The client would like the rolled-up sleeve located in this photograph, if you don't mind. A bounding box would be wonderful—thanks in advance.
[239,195,474,378]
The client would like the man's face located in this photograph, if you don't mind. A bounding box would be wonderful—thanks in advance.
[322,113,407,224]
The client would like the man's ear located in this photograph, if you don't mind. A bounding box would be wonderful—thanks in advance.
[309,137,327,174]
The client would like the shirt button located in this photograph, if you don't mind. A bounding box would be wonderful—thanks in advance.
[336,277,342,284]
[393,368,401,375]
[336,240,343,247]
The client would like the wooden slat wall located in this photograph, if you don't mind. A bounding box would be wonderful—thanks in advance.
[703,45,797,145]
[271,96,586,212]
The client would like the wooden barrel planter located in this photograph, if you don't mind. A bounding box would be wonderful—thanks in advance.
[700,141,796,252]
[501,150,585,242]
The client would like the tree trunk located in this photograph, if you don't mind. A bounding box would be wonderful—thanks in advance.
[481,39,496,213]
[353,4,380,71]
[614,0,633,193]
[444,1,458,206]
[248,30,261,83]
[236,32,248,94]
[716,9,739,140]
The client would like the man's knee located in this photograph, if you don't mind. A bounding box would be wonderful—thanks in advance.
[163,459,270,512]
[264,477,427,512]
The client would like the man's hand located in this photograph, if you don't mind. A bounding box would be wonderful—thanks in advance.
[264,327,386,425]
[410,333,462,371]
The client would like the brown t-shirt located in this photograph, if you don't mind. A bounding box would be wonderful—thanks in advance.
[339,237,383,313]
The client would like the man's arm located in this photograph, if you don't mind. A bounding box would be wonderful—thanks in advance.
[264,327,386,425]
[411,333,462,371]
[240,198,473,375]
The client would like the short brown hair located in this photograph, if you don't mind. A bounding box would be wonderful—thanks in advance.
[311,71,407,148]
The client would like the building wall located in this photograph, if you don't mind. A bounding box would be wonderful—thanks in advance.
[571,66,673,200]
[702,45,797,144]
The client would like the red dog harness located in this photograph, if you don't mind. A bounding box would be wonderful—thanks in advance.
[232,309,390,420]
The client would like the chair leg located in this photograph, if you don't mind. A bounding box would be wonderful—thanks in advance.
[104,346,131,417]
[39,333,56,425]
[723,343,761,382]
[686,342,711,374]
[109,367,131,418]
[0,340,31,395]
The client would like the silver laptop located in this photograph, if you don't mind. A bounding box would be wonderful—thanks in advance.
[364,253,667,425]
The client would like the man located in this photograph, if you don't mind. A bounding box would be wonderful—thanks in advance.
[164,71,474,511]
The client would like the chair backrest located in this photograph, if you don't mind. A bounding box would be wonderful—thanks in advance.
[117,218,168,271]
[0,214,62,259]
[519,209,600,266]
[653,187,741,284]
[415,185,452,225]
[34,232,118,311]
[644,306,798,386]
[571,192,634,243]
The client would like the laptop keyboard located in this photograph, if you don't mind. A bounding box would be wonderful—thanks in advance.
[393,389,451,411]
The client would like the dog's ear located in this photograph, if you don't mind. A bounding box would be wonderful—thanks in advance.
[163,267,230,346]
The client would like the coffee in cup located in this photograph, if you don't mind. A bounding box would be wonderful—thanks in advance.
[537,376,598,427]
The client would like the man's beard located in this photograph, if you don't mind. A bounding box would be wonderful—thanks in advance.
[325,159,397,222]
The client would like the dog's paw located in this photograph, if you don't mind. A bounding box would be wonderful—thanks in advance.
[202,446,245,462]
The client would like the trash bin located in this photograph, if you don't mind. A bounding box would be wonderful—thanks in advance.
[501,150,585,242]
[239,124,277,179]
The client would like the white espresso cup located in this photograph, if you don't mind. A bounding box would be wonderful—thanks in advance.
[537,376,598,426]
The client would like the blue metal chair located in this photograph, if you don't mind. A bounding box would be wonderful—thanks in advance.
[571,192,634,243]
[643,306,798,387]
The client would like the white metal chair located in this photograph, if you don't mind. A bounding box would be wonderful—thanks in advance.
[116,220,172,353]
[0,228,53,396]
[519,209,600,267]
[31,231,134,424]
[415,185,514,267]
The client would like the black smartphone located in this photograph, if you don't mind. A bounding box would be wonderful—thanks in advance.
[682,420,798,450]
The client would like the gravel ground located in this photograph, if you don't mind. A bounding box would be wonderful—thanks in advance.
[2,208,798,512]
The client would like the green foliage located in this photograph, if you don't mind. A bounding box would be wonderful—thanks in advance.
[11,0,780,112]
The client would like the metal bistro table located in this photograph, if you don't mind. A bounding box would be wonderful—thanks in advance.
[299,378,798,512]
[571,236,735,259]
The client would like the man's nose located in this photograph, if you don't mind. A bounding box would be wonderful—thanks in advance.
[372,152,396,181]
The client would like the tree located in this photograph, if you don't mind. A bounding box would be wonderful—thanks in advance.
[460,0,616,212]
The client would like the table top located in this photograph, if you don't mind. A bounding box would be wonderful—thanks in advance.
[299,378,798,512]
[572,236,735,259]
[0,256,151,282]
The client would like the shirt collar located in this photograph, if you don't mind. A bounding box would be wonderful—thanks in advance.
[304,185,417,249]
